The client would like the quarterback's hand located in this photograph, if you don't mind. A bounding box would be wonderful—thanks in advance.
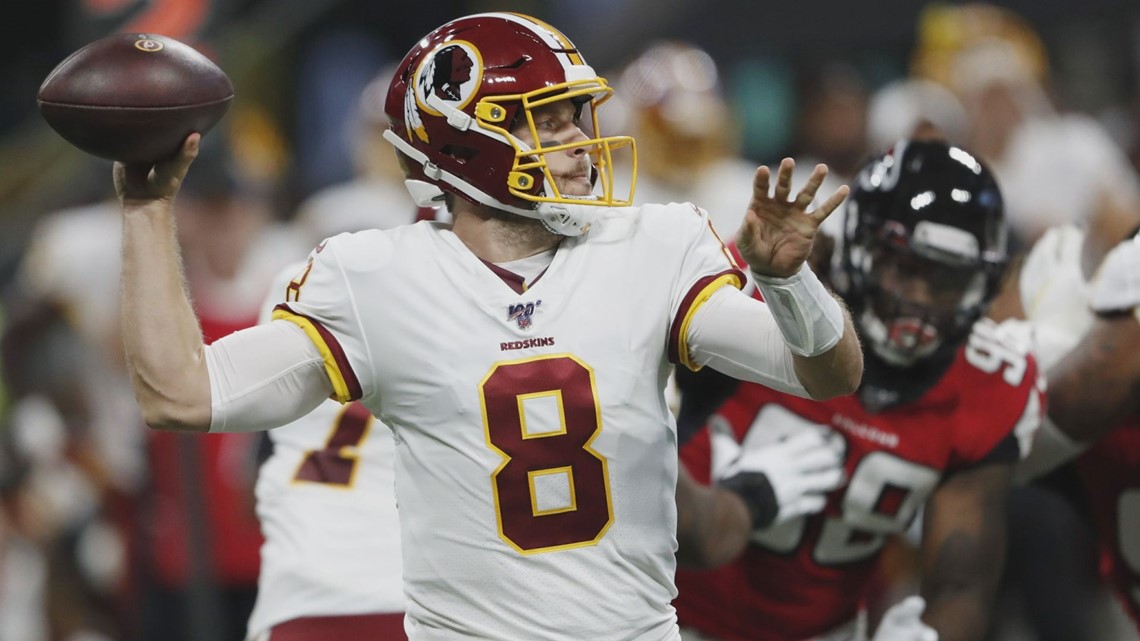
[737,158,848,278]
[114,133,200,207]
[716,429,845,528]
[872,596,938,641]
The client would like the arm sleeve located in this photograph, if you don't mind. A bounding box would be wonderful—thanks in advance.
[664,204,746,369]
[272,235,375,402]
[686,286,809,397]
[205,320,335,433]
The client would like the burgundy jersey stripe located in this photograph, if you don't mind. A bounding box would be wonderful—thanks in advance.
[275,304,364,401]
[269,612,406,641]
[667,268,746,366]
[480,259,529,294]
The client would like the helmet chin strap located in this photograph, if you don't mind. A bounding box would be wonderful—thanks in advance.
[382,130,596,236]
[861,307,942,367]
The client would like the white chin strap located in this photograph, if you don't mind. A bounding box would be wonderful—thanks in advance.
[861,309,941,367]
[382,129,597,237]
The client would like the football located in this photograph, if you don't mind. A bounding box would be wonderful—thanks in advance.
[37,33,233,164]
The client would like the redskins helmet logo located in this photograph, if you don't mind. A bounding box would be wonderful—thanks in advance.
[406,41,484,144]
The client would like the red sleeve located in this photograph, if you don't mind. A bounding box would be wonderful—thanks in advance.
[947,323,1046,470]
[679,424,714,484]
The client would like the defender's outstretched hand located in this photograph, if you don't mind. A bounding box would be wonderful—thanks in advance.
[114,133,200,207]
[737,158,848,278]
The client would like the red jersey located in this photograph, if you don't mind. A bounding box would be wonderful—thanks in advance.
[675,319,1044,641]
[148,312,265,586]
[1075,419,1140,631]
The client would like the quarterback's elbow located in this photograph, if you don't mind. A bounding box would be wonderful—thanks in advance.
[138,396,212,432]
[131,369,212,432]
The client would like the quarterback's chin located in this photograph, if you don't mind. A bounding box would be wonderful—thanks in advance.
[557,177,594,197]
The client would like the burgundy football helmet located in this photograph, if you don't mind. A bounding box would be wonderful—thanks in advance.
[383,12,637,236]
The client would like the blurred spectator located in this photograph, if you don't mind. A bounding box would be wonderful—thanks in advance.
[787,62,869,240]
[617,41,757,237]
[912,2,1140,254]
[1,124,304,641]
[866,77,969,152]
[291,67,434,247]
[790,62,868,185]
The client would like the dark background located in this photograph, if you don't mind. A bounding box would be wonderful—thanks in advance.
[3,0,1139,277]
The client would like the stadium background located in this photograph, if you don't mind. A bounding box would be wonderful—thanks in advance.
[1,0,1140,640]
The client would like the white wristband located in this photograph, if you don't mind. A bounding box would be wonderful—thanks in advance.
[751,264,844,357]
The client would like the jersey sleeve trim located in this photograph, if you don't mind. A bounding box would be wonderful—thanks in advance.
[668,269,745,371]
[272,305,363,402]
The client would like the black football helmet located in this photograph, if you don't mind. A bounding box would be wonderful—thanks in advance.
[831,139,1008,409]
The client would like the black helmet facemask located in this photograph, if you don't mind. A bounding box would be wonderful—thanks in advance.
[831,139,1008,410]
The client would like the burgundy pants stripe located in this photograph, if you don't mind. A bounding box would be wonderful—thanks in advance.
[269,613,407,641]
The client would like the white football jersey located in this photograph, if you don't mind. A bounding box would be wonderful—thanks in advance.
[272,203,742,641]
[246,398,403,638]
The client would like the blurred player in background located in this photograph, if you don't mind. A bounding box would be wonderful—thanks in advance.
[245,265,405,641]
[1028,227,1140,638]
[112,12,862,640]
[675,140,1044,641]
[994,220,1140,639]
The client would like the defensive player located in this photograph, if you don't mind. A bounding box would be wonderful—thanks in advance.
[113,12,862,640]
[1004,222,1140,633]
[675,140,1044,641]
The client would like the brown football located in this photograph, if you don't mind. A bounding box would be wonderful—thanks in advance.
[37,33,233,164]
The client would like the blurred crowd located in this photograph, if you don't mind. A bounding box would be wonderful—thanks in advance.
[2,1,1140,640]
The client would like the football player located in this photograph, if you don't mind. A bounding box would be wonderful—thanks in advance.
[112,12,862,641]
[675,140,1044,641]
[1004,221,1140,633]
[243,266,406,641]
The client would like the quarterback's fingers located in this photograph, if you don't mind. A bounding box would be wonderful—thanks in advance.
[154,133,201,185]
[793,163,829,210]
[773,157,795,202]
[750,165,772,204]
[809,184,850,224]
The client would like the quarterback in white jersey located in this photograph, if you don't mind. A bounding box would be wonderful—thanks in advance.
[246,267,405,640]
[113,12,862,641]
[269,201,783,639]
